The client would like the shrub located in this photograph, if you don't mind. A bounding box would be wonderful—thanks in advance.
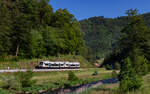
[15,71,36,88]
[119,57,142,92]
[63,71,81,88]
[114,62,120,70]
[92,71,98,76]
[0,75,21,90]
[0,88,10,94]
[133,56,149,75]
[68,71,79,82]
[111,70,118,78]
[105,64,112,70]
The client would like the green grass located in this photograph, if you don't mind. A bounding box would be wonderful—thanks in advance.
[32,68,112,84]
[0,68,113,94]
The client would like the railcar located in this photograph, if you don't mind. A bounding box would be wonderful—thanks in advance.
[35,61,80,69]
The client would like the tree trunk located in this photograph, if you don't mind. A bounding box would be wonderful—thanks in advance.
[15,43,20,57]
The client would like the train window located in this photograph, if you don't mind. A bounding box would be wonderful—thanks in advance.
[51,64,59,66]
[71,65,75,66]
[61,64,64,66]
[45,64,48,66]
[39,62,43,65]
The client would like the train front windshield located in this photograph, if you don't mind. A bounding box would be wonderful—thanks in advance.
[39,62,43,65]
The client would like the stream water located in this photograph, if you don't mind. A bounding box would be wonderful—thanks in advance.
[40,78,118,94]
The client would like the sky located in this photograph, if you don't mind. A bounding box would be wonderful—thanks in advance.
[50,0,150,20]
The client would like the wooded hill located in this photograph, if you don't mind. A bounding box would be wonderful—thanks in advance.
[80,12,150,60]
[0,0,86,59]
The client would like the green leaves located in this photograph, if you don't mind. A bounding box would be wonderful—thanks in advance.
[118,10,150,92]
[119,57,142,92]
[15,71,36,88]
[0,0,85,58]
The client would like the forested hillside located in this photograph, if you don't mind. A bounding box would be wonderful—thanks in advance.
[80,13,150,60]
[0,0,86,59]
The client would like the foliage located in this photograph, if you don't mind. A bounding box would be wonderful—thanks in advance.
[103,9,150,74]
[119,57,142,92]
[0,75,21,90]
[80,16,127,60]
[105,64,112,70]
[92,71,98,76]
[0,0,85,59]
[0,88,10,94]
[117,9,150,92]
[111,70,118,78]
[80,12,150,61]
[15,71,36,88]
[29,29,46,58]
[114,62,120,70]
[133,55,149,76]
[68,71,79,82]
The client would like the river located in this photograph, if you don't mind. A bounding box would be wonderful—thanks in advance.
[40,78,118,94]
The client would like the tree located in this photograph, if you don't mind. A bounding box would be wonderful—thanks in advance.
[0,4,12,56]
[51,9,85,55]
[52,9,75,28]
[119,9,150,61]
[41,26,65,56]
[114,62,120,70]
[10,0,39,57]
[38,0,53,26]
[119,57,142,92]
[0,0,86,59]
[29,29,46,58]
[129,48,149,75]
[119,9,150,92]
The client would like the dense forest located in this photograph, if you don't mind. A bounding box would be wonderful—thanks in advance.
[0,0,86,59]
[80,12,150,60]
[81,9,150,91]
[1,0,150,65]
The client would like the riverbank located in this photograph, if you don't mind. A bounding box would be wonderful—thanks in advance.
[80,73,150,94]
[41,78,118,94]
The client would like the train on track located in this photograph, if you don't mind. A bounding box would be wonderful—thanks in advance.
[35,60,80,69]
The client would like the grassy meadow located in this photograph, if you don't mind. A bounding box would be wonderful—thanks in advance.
[32,68,112,84]
[0,68,113,94]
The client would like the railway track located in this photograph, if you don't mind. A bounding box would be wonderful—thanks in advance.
[0,69,81,73]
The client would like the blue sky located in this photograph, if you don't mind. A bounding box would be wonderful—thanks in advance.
[50,0,150,20]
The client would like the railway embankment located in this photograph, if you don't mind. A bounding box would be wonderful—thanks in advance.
[0,55,93,69]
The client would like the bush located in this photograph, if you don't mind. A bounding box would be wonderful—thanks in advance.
[119,57,142,92]
[111,70,118,78]
[0,75,21,90]
[114,62,120,70]
[62,71,81,88]
[105,64,112,70]
[92,71,98,76]
[68,71,79,82]
[15,71,36,88]
[0,88,10,94]
[133,56,149,75]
